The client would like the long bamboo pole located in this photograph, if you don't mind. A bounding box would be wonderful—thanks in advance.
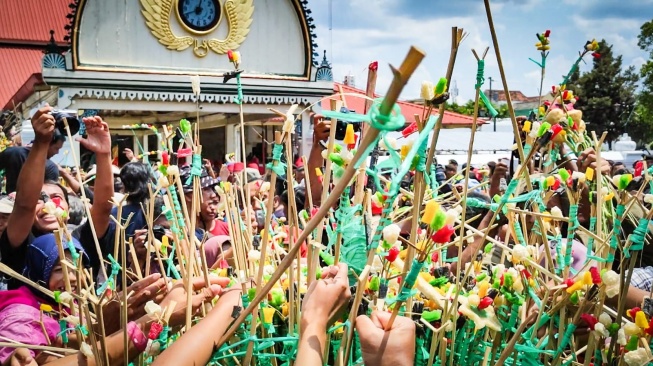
[217,46,426,347]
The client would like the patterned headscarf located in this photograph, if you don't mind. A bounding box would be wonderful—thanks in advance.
[23,233,89,288]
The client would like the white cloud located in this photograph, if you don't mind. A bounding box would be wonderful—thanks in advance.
[310,0,648,104]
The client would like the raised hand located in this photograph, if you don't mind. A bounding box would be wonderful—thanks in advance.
[31,105,55,145]
[356,311,416,366]
[102,273,167,334]
[301,263,351,330]
[160,275,231,327]
[77,116,111,155]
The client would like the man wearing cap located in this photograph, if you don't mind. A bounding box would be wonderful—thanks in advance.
[0,132,64,194]
[0,194,13,235]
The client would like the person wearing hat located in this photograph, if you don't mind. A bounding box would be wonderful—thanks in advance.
[0,194,13,239]
[0,131,64,195]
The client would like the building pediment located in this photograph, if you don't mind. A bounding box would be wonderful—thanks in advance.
[60,0,318,80]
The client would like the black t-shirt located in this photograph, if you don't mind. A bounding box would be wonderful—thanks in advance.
[0,220,116,289]
[0,146,59,193]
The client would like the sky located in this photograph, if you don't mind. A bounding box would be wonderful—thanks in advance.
[307,0,652,103]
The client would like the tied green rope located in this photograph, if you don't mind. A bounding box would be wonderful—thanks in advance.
[234,74,244,105]
[266,144,286,176]
[168,185,186,229]
[553,324,577,359]
[474,60,498,118]
[66,240,80,263]
[59,320,69,344]
[554,235,564,275]
[186,154,202,185]
[584,217,597,265]
[606,204,625,264]
[96,254,120,296]
[564,204,579,267]
[626,218,649,258]
[395,259,424,303]
[322,98,406,170]
[513,222,526,246]
[415,138,431,186]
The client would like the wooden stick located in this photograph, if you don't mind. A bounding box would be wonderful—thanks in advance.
[218,46,426,347]
[424,27,465,174]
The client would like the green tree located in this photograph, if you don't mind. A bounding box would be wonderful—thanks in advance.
[632,18,653,147]
[564,40,638,148]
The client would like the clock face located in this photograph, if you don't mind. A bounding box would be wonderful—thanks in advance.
[177,0,221,34]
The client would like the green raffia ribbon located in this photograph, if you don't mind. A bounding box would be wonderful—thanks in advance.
[415,138,431,186]
[186,154,202,185]
[66,240,80,263]
[585,217,598,264]
[369,205,395,251]
[96,254,121,296]
[75,324,89,337]
[529,52,547,69]
[523,143,532,158]
[564,204,579,267]
[554,235,564,275]
[322,98,406,170]
[561,53,585,86]
[234,74,244,105]
[58,320,69,344]
[626,218,650,258]
[606,204,625,263]
[553,324,577,359]
[168,185,186,229]
[395,259,424,303]
[474,60,498,118]
[513,221,526,246]
[265,143,286,176]
[334,188,367,277]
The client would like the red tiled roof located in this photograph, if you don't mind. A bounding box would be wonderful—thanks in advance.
[332,83,487,127]
[0,0,70,44]
[0,47,44,109]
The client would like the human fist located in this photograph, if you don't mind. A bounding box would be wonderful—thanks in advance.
[31,105,55,145]
[312,116,331,143]
[577,148,610,175]
[356,311,416,366]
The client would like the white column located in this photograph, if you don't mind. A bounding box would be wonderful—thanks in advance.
[226,124,237,160]
[142,134,149,164]
[301,110,312,157]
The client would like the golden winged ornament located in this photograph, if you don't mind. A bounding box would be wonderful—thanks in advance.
[140,0,254,58]
[207,0,254,55]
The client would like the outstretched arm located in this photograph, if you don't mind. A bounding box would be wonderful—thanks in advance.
[6,106,54,248]
[150,289,241,366]
[78,117,113,237]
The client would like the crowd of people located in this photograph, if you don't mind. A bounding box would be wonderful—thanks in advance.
[0,100,651,366]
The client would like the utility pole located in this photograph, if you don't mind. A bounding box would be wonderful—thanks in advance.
[488,76,496,132]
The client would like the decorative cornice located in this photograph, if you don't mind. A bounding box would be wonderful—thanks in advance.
[63,0,81,45]
[64,88,315,106]
[297,0,319,67]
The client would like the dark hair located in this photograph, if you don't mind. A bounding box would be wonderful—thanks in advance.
[67,195,86,226]
[113,177,124,193]
[281,186,306,212]
[445,164,457,172]
[52,130,66,144]
[119,162,152,203]
[44,180,69,205]
[153,195,165,219]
